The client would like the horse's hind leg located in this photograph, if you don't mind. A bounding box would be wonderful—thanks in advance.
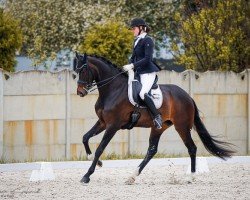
[125,129,163,184]
[82,120,105,166]
[175,125,197,173]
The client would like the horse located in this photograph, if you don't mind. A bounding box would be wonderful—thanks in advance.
[73,53,235,184]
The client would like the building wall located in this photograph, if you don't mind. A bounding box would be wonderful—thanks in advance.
[0,69,249,162]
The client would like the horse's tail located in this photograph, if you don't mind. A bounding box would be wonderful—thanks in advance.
[192,100,236,159]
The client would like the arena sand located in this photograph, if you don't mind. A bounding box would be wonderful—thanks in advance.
[0,161,249,200]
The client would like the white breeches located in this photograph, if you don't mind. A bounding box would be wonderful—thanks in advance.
[139,72,156,100]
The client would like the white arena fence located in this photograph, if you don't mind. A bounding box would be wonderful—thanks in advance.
[0,69,249,162]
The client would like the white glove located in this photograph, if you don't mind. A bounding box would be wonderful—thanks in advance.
[123,63,134,71]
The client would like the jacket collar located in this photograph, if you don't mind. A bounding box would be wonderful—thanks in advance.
[134,33,147,47]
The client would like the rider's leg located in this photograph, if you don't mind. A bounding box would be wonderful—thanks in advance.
[139,72,156,99]
[139,72,162,129]
[144,94,162,129]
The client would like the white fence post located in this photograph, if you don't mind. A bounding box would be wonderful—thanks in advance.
[189,70,194,98]
[65,69,71,159]
[0,69,3,159]
[248,69,250,154]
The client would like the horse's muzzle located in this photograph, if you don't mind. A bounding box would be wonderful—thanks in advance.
[77,85,88,97]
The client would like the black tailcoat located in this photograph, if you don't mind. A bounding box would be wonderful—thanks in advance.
[130,36,161,74]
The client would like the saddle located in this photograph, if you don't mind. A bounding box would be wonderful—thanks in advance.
[121,70,163,130]
[128,74,163,109]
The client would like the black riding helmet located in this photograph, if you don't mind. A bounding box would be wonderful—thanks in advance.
[130,18,151,32]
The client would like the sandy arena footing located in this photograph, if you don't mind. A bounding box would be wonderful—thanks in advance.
[0,156,249,200]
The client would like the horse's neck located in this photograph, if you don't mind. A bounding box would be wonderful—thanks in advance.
[90,59,127,98]
[90,59,113,81]
[96,65,114,81]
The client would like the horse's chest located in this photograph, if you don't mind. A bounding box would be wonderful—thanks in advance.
[95,103,114,117]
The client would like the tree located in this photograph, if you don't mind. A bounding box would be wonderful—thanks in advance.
[79,21,134,67]
[168,0,249,72]
[121,0,172,48]
[6,0,175,66]
[5,0,125,65]
[0,8,22,71]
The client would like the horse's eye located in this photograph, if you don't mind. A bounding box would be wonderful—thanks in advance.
[72,71,79,80]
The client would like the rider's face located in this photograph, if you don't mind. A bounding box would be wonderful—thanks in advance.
[131,27,140,37]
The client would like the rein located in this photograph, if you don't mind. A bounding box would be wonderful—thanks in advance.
[86,71,125,93]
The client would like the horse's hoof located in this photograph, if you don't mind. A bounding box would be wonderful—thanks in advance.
[80,176,90,184]
[97,160,103,168]
[125,177,135,185]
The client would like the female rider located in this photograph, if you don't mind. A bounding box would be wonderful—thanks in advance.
[123,18,162,129]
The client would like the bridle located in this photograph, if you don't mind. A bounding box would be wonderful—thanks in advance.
[74,56,94,93]
[74,55,125,94]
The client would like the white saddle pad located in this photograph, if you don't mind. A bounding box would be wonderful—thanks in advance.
[128,80,163,109]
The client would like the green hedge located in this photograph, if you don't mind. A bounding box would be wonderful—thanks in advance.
[0,8,22,72]
[79,21,134,67]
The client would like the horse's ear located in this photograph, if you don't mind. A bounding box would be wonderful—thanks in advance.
[72,73,77,80]
[83,53,87,62]
[75,51,79,58]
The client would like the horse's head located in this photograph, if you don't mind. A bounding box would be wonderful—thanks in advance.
[73,52,94,97]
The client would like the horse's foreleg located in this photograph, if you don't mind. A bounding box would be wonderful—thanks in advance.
[126,130,162,184]
[81,126,117,184]
[82,120,105,166]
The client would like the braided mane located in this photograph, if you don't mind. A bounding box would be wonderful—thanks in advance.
[89,55,125,73]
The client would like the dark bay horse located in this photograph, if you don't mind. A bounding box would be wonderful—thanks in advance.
[73,53,235,184]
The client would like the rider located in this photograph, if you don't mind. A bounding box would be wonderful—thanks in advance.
[123,18,162,129]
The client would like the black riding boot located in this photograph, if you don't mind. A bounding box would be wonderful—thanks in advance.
[144,93,162,129]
